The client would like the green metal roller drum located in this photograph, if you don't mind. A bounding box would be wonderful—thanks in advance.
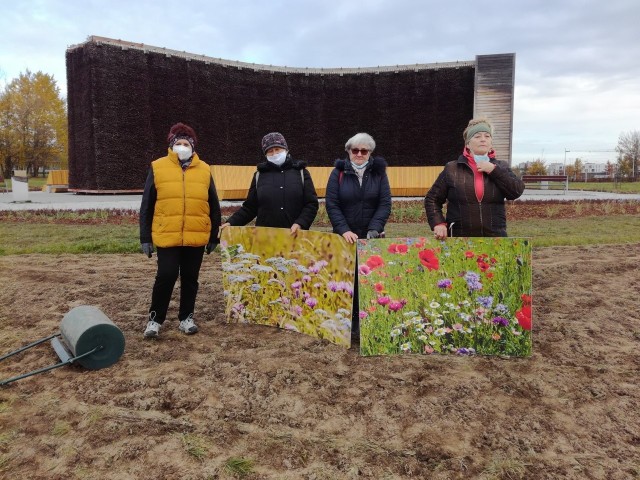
[59,306,125,370]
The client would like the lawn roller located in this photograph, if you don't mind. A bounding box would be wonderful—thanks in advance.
[0,306,125,386]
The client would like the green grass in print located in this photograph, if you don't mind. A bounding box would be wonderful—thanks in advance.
[357,237,532,357]
[220,226,356,347]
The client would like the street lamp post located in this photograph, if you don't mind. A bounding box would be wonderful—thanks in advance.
[563,149,571,191]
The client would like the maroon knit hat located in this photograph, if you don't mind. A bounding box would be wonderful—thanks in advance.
[168,123,197,150]
[261,132,288,154]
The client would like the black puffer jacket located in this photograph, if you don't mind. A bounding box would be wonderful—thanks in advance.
[424,153,524,237]
[325,156,392,238]
[227,155,319,229]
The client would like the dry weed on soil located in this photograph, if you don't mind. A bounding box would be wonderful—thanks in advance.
[0,245,639,479]
[0,200,638,225]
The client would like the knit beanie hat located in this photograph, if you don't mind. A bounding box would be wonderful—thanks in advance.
[261,132,288,154]
[464,122,492,143]
[168,123,197,150]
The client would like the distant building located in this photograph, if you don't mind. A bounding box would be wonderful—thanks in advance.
[548,163,564,175]
[583,163,609,179]
[583,163,606,174]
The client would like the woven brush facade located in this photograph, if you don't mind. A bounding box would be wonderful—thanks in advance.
[66,38,480,191]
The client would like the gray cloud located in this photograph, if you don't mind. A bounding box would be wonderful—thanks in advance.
[1,0,638,163]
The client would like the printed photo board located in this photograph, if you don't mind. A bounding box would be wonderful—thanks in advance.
[356,237,532,357]
[220,226,356,348]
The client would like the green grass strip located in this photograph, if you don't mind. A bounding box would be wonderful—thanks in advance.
[0,215,638,255]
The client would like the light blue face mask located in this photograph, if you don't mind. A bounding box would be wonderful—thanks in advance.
[351,161,369,170]
[473,154,490,162]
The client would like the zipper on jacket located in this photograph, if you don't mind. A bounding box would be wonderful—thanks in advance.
[182,168,186,246]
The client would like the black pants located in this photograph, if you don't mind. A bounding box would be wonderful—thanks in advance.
[149,246,205,324]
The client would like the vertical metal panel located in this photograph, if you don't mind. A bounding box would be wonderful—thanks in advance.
[474,54,515,164]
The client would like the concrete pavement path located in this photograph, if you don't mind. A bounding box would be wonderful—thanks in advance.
[0,189,639,211]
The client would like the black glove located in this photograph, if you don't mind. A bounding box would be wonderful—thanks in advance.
[141,243,154,258]
[366,230,380,239]
[205,242,215,255]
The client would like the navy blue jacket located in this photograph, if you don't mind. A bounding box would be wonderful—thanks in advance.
[325,156,392,238]
[227,155,319,229]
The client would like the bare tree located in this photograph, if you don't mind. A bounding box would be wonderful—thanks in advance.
[616,131,640,180]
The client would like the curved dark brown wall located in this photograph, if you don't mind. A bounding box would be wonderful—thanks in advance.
[66,40,475,190]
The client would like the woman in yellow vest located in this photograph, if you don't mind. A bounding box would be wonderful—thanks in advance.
[140,123,221,338]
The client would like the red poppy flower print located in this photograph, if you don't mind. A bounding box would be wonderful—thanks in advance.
[477,260,490,272]
[418,249,439,271]
[366,255,384,270]
[516,305,532,331]
[387,243,408,254]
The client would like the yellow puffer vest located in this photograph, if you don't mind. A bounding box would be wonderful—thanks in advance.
[151,149,212,248]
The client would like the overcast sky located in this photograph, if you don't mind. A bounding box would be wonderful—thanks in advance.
[1,0,638,164]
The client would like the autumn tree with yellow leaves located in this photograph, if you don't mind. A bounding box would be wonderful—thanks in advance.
[527,159,548,176]
[0,70,67,178]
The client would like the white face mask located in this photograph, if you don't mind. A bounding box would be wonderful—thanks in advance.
[172,144,193,161]
[267,150,287,166]
[473,154,490,162]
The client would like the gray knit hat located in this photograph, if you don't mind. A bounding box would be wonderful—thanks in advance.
[261,132,288,154]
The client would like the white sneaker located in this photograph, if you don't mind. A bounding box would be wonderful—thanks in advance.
[179,314,198,334]
[144,320,161,338]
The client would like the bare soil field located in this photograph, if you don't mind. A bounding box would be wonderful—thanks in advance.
[1,244,639,479]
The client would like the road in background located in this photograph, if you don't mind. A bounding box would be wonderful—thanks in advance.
[1,189,639,211]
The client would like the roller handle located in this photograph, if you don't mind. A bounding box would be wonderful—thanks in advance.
[0,345,102,387]
[0,334,60,363]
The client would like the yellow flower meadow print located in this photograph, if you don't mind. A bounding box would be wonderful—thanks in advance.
[220,227,356,347]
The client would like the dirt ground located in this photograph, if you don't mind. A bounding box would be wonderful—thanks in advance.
[0,244,639,479]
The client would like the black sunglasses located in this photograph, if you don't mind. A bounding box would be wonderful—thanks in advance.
[350,148,370,155]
